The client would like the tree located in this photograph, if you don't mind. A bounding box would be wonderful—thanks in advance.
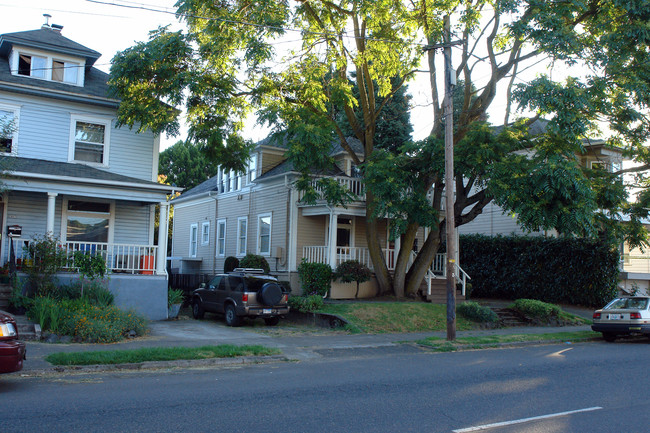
[159,140,220,190]
[110,0,650,298]
[333,260,373,299]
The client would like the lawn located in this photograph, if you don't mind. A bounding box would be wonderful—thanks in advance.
[417,331,600,351]
[317,301,476,333]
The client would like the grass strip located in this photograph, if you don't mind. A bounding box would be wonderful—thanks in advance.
[45,345,281,366]
[318,302,476,334]
[417,330,600,351]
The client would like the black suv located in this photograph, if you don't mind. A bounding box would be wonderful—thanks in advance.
[191,269,290,326]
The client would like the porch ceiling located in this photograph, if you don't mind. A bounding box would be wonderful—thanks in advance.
[300,203,366,217]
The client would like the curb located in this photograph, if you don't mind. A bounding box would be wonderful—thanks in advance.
[17,355,291,376]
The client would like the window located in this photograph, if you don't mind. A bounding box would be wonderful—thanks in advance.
[237,217,248,256]
[70,116,111,165]
[249,154,257,182]
[201,221,210,246]
[18,54,46,78]
[257,213,271,255]
[0,106,18,154]
[65,200,111,243]
[189,224,198,257]
[52,59,79,84]
[224,170,231,192]
[216,219,226,257]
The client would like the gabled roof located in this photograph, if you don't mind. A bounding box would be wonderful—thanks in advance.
[0,28,101,66]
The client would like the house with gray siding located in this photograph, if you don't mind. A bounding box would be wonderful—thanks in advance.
[0,22,176,319]
[171,137,463,301]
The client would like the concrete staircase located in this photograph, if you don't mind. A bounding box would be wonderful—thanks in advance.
[423,277,466,304]
[0,282,10,310]
[13,314,39,340]
[490,307,531,327]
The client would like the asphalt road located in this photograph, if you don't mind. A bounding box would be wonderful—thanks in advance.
[2,339,649,432]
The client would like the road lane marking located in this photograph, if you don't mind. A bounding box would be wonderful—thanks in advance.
[452,406,603,432]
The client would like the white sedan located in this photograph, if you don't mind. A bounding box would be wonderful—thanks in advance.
[592,297,650,342]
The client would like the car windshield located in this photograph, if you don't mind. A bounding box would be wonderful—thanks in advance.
[604,298,649,310]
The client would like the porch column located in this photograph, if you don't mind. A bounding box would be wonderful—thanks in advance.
[156,201,169,275]
[328,212,338,268]
[46,192,58,235]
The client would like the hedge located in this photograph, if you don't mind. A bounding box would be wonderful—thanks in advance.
[459,234,619,308]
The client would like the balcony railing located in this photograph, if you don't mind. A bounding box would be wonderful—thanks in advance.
[11,238,159,275]
[306,176,365,201]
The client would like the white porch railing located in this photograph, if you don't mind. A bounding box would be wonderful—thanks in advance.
[11,238,159,275]
[303,246,469,295]
[308,176,365,200]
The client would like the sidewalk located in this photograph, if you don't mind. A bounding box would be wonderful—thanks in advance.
[17,317,596,374]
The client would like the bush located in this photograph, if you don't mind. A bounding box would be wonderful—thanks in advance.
[168,288,184,307]
[297,260,332,296]
[239,253,270,274]
[456,301,499,323]
[22,235,68,297]
[459,234,619,307]
[224,256,239,273]
[333,260,372,298]
[510,299,561,320]
[288,295,324,313]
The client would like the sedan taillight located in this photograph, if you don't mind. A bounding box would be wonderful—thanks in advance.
[630,312,642,319]
[593,313,601,319]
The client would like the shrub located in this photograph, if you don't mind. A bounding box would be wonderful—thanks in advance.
[459,234,619,307]
[22,235,68,297]
[333,260,372,298]
[224,256,239,273]
[288,294,324,313]
[168,288,184,307]
[297,260,332,296]
[239,253,270,274]
[72,251,107,295]
[456,301,499,323]
[510,299,561,320]
[83,282,115,307]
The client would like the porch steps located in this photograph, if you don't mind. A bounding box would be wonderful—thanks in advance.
[423,278,465,304]
[13,314,39,340]
[0,283,10,310]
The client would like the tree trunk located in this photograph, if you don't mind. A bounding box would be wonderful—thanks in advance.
[365,191,392,295]
[392,223,418,298]
[404,225,441,296]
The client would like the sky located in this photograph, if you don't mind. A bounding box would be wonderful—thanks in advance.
[0,0,539,151]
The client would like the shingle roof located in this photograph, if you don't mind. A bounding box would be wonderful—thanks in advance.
[176,174,220,200]
[0,28,101,65]
[1,156,161,187]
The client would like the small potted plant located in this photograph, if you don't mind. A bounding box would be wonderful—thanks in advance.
[168,288,184,319]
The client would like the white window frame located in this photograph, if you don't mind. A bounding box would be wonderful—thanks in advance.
[69,114,112,166]
[257,213,272,256]
[236,216,248,257]
[0,102,20,156]
[189,224,198,257]
[216,219,226,257]
[10,47,84,86]
[201,221,210,246]
[60,197,115,244]
[249,154,258,183]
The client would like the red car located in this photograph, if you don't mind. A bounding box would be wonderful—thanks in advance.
[0,311,26,374]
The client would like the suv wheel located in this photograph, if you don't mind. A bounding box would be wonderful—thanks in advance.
[192,300,204,320]
[264,317,280,326]
[225,304,241,327]
[259,282,283,306]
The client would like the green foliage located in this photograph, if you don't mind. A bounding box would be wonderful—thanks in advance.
[459,234,619,307]
[510,299,562,321]
[159,140,220,190]
[332,260,373,298]
[239,253,270,274]
[168,288,184,307]
[456,302,499,324]
[23,235,68,297]
[288,295,324,313]
[224,256,240,273]
[297,260,332,297]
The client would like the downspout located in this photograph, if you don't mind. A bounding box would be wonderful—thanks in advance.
[282,174,290,271]
[209,191,219,275]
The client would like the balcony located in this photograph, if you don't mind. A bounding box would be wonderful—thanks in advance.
[11,238,160,275]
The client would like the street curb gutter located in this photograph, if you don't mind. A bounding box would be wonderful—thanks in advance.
[18,355,291,376]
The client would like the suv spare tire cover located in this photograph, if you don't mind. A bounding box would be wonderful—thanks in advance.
[259,282,283,306]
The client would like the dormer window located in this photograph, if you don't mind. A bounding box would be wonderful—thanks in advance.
[18,54,46,78]
[10,48,84,86]
[0,103,19,155]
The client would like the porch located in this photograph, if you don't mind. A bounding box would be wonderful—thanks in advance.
[303,245,469,300]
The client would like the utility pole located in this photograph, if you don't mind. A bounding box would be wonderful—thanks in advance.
[443,15,457,341]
